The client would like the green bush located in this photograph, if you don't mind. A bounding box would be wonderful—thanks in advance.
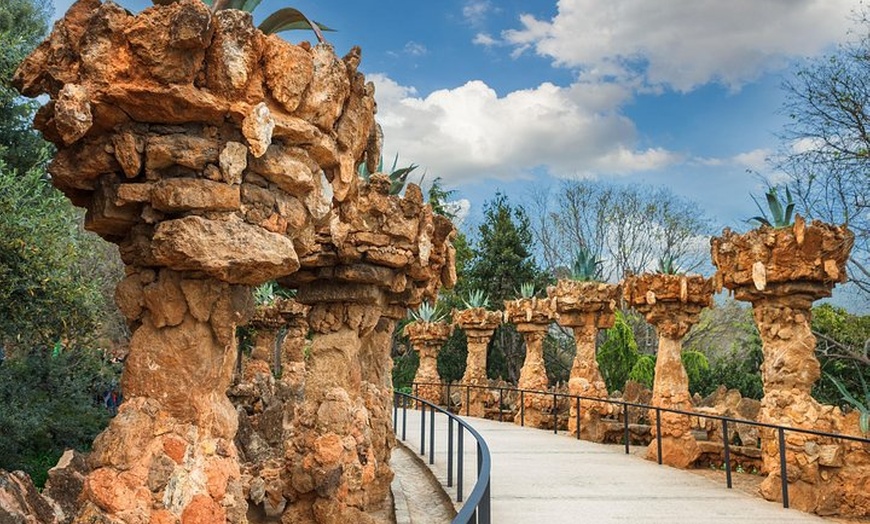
[0,345,120,486]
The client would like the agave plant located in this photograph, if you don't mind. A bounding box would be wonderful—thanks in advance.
[463,289,490,309]
[357,153,418,195]
[202,0,334,42]
[827,372,870,434]
[657,254,681,275]
[253,281,295,305]
[749,185,795,228]
[570,247,602,282]
[518,282,536,299]
[408,301,445,323]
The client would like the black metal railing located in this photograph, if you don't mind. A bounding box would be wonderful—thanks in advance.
[414,381,870,510]
[393,390,492,524]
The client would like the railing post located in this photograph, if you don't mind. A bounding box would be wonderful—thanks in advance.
[466,385,471,417]
[480,477,492,524]
[520,390,525,427]
[552,391,558,434]
[402,395,408,441]
[446,382,451,411]
[623,401,630,454]
[655,408,662,465]
[457,426,465,503]
[722,419,732,489]
[429,404,435,465]
[499,388,504,422]
[778,427,789,508]
[420,403,426,456]
[576,396,581,440]
[447,416,454,487]
[393,392,398,431]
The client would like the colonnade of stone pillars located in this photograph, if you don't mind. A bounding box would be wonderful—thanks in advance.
[548,281,618,441]
[713,220,868,517]
[404,321,451,405]
[454,308,502,417]
[623,274,713,469]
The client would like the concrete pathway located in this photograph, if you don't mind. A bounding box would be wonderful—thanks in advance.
[393,408,827,523]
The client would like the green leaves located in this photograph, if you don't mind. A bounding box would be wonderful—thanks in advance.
[357,153,418,195]
[748,185,795,228]
[462,289,490,309]
[657,254,681,275]
[826,371,869,434]
[258,7,334,41]
[408,301,445,323]
[570,246,602,282]
[518,282,536,299]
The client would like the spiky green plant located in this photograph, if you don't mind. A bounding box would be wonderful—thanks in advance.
[357,153,418,195]
[202,0,334,42]
[749,185,795,228]
[827,372,869,434]
[463,289,490,309]
[570,247,602,282]
[518,282,536,299]
[657,254,681,275]
[408,301,445,323]
[253,281,278,306]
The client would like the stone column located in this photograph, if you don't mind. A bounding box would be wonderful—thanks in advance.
[712,220,868,517]
[78,269,253,523]
[279,299,311,391]
[404,321,451,405]
[548,281,618,442]
[623,273,712,469]
[505,297,555,429]
[455,308,502,418]
[280,283,389,522]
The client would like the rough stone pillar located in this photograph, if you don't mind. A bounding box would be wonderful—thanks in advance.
[78,269,253,523]
[278,283,390,522]
[229,298,309,519]
[454,308,502,418]
[279,299,311,390]
[404,321,451,405]
[548,281,618,442]
[505,297,555,428]
[712,218,865,517]
[623,273,712,469]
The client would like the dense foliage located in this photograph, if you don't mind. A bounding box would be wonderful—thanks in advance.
[0,0,124,485]
[0,345,120,486]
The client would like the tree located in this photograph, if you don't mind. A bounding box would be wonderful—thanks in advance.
[466,192,548,304]
[597,310,641,392]
[0,344,119,486]
[0,0,50,175]
[528,180,711,281]
[774,13,870,299]
[466,193,549,382]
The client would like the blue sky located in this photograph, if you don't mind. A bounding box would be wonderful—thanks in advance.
[49,0,856,233]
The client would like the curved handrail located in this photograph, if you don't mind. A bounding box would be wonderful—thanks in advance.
[413,380,870,510]
[394,390,491,524]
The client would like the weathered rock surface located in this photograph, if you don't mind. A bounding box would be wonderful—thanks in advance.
[14,1,455,522]
[623,273,714,469]
[548,280,620,441]
[404,321,451,405]
[712,220,867,518]
[454,308,502,418]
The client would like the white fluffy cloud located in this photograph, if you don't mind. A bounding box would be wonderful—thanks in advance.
[502,0,853,91]
[369,74,680,185]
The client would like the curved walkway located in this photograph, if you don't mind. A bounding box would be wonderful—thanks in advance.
[395,409,827,523]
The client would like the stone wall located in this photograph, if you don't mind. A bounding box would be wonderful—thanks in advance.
[13,0,455,521]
